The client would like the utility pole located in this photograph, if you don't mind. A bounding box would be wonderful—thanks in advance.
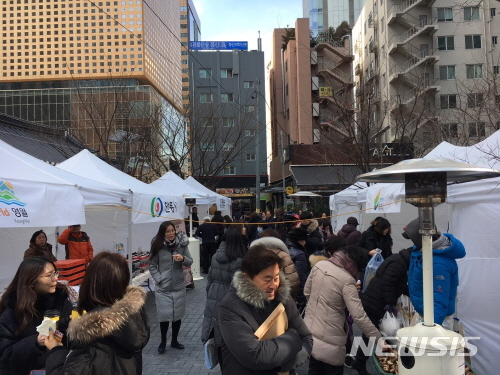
[280,131,287,210]
[255,77,261,213]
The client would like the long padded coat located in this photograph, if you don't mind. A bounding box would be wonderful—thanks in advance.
[148,232,193,322]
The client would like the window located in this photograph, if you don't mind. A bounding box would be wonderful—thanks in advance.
[468,122,485,137]
[222,117,234,127]
[220,69,232,78]
[201,142,214,151]
[245,105,255,112]
[221,93,233,102]
[223,165,235,175]
[439,65,455,80]
[200,93,212,103]
[493,36,498,45]
[246,153,256,161]
[243,81,254,88]
[465,35,481,49]
[201,117,213,127]
[222,142,234,151]
[494,66,500,74]
[442,123,458,138]
[199,68,211,78]
[467,93,483,108]
[244,129,255,136]
[438,8,453,22]
[438,36,454,50]
[466,64,483,79]
[464,7,480,21]
[440,94,457,109]
[491,8,496,17]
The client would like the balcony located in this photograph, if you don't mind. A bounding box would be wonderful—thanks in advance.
[368,11,378,28]
[388,0,437,21]
[389,47,439,81]
[317,61,355,86]
[369,39,378,53]
[390,83,440,110]
[355,63,362,76]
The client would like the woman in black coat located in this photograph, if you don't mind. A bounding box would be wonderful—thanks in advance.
[44,252,150,375]
[201,229,245,364]
[356,217,393,260]
[0,257,72,375]
[218,245,312,375]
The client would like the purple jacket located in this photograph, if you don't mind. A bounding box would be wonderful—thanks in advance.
[337,223,361,245]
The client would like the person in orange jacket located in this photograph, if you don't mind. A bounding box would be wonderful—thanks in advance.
[58,224,94,263]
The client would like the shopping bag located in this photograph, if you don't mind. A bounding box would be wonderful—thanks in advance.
[379,311,400,337]
[183,266,194,288]
[362,251,384,292]
[204,338,218,369]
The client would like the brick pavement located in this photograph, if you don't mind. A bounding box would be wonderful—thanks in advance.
[141,276,376,375]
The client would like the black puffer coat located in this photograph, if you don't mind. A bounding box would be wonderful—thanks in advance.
[285,240,309,304]
[361,248,412,321]
[356,225,393,260]
[337,223,362,245]
[219,272,313,375]
[0,287,72,375]
[300,220,324,256]
[45,286,150,375]
[201,242,242,346]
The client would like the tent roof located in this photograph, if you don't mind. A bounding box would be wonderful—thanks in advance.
[184,176,226,200]
[150,171,210,202]
[0,139,130,207]
[57,149,165,196]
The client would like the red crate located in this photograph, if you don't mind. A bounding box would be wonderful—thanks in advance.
[58,270,85,284]
[58,264,86,276]
[55,259,86,270]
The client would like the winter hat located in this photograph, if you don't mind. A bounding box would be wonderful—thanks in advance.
[402,218,422,249]
[287,227,308,242]
[251,236,289,254]
[300,211,313,220]
[347,217,359,226]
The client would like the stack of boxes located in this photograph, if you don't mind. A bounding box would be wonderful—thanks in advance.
[55,259,86,286]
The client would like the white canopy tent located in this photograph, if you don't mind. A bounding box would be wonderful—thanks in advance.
[184,176,232,216]
[329,182,367,232]
[330,131,500,374]
[0,139,133,289]
[57,150,187,269]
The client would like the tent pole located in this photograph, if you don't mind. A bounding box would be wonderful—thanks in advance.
[128,207,133,280]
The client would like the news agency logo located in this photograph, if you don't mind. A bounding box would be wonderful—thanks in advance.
[151,197,163,218]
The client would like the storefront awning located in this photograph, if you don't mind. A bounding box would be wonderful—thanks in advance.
[290,165,361,188]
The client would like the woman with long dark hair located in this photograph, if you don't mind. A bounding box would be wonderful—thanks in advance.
[356,217,393,259]
[148,221,193,353]
[0,257,71,375]
[24,230,57,262]
[201,228,245,365]
[44,252,150,374]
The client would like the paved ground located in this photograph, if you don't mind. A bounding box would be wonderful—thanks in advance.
[141,276,377,375]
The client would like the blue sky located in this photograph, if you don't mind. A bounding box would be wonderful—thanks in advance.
[192,0,304,63]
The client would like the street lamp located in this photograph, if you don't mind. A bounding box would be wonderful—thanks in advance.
[357,158,500,375]
[287,191,322,211]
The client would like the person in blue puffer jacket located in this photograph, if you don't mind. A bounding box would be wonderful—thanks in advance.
[402,218,466,325]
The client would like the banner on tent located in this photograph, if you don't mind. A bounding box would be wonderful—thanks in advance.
[365,186,401,213]
[0,179,85,228]
[132,195,185,223]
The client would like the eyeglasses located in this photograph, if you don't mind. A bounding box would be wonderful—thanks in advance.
[165,230,176,234]
[41,271,59,281]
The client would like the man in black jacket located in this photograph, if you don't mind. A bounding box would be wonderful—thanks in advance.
[299,211,324,256]
[195,217,218,273]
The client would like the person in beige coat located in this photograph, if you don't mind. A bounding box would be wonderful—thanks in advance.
[304,245,384,375]
[251,230,300,299]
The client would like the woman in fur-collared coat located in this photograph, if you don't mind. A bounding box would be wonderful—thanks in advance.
[44,252,150,375]
[218,245,313,375]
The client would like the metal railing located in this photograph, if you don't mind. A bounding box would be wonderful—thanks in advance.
[314,35,345,48]
[396,0,425,13]
[317,61,353,82]
[389,47,438,76]
[390,17,437,44]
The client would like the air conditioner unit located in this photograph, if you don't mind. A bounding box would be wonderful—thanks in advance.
[312,103,320,117]
[311,51,318,65]
[311,76,319,91]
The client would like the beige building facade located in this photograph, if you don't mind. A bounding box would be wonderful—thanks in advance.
[352,0,500,154]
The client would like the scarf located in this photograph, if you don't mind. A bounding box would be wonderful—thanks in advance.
[164,235,179,250]
[329,251,359,280]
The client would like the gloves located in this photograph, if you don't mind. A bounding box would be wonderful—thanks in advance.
[384,304,395,314]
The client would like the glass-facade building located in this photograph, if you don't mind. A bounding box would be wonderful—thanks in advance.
[303,0,364,35]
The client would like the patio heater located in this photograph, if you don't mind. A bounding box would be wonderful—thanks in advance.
[287,191,321,212]
[184,195,203,281]
[357,158,500,375]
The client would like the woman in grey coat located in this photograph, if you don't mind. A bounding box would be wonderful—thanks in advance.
[201,228,245,365]
[149,221,193,354]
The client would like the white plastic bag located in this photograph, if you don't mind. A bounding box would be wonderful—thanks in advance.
[380,311,400,337]
[362,251,384,292]
[204,338,219,369]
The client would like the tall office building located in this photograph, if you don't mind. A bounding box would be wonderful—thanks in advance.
[0,0,184,172]
[304,0,364,35]
[352,0,500,155]
[189,50,267,207]
[180,0,200,110]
